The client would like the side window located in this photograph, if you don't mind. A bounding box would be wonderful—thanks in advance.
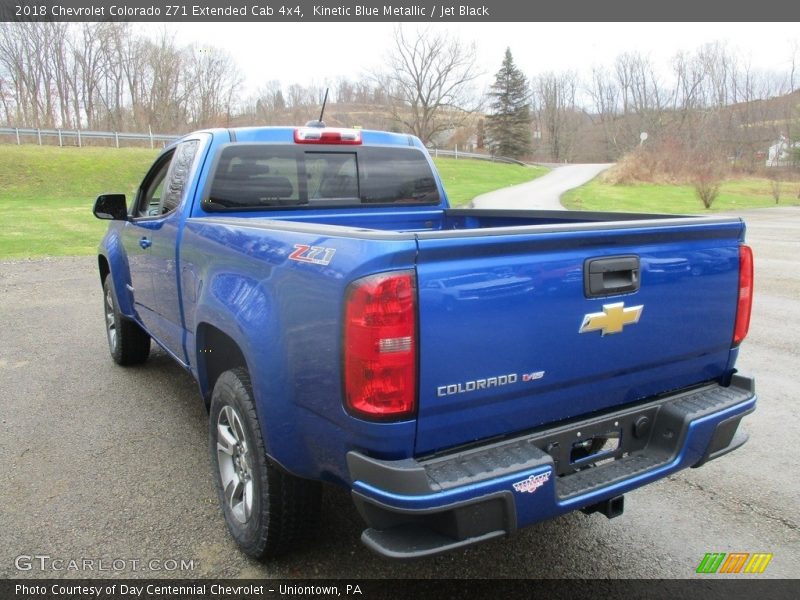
[133,140,200,218]
[134,152,174,218]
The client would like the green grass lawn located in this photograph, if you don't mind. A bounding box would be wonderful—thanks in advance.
[563,177,800,214]
[0,146,547,259]
[5,144,795,260]
[433,158,548,207]
[0,145,158,258]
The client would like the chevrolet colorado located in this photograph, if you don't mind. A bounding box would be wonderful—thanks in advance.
[93,125,755,559]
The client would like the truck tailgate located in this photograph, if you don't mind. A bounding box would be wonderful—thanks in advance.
[413,218,744,455]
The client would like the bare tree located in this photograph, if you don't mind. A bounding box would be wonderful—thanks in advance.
[692,169,723,209]
[532,71,581,161]
[614,52,670,150]
[143,31,191,131]
[0,24,26,124]
[0,23,45,126]
[671,50,706,114]
[249,80,285,122]
[286,83,310,108]
[24,24,59,127]
[47,24,73,128]
[353,81,374,104]
[186,45,242,127]
[68,23,114,129]
[108,23,149,129]
[0,23,247,132]
[0,74,11,124]
[696,42,737,106]
[769,174,782,204]
[583,52,672,160]
[335,77,355,104]
[687,117,728,209]
[375,26,481,145]
[587,65,622,156]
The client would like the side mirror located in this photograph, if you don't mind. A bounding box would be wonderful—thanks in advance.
[93,194,128,220]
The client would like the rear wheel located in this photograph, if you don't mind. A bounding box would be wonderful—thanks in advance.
[103,275,150,365]
[209,368,321,559]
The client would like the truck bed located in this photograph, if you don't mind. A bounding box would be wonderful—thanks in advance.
[188,207,745,455]
[199,207,741,238]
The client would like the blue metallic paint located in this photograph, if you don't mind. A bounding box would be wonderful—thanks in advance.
[96,126,753,542]
[99,226,135,317]
[413,224,743,454]
[178,214,421,478]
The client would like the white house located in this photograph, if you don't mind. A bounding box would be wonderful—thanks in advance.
[766,135,799,167]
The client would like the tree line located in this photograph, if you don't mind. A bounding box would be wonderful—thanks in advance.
[1,23,797,168]
[0,22,404,134]
[0,22,246,132]
[487,42,799,167]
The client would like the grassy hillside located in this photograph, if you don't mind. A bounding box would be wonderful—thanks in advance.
[0,146,159,258]
[563,177,800,213]
[0,146,546,259]
[433,158,548,206]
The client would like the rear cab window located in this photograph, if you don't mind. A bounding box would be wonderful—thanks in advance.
[203,144,439,211]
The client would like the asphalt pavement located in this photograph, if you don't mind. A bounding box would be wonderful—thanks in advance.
[471,163,614,209]
[0,208,798,579]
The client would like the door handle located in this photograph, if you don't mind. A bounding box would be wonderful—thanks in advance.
[584,255,640,297]
[139,237,152,249]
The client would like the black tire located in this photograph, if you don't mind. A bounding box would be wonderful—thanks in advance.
[209,368,321,559]
[103,274,150,365]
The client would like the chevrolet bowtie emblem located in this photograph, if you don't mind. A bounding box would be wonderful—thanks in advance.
[579,302,644,336]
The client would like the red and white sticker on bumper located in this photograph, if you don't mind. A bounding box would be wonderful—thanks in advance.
[512,471,551,494]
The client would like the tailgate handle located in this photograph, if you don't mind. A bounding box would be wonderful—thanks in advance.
[584,255,640,298]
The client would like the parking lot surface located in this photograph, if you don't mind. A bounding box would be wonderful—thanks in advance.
[1,207,797,579]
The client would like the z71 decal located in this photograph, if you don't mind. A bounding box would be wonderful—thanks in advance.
[289,244,336,266]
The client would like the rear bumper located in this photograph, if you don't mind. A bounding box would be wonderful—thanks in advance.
[348,375,756,559]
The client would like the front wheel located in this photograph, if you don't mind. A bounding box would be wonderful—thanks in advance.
[209,368,321,559]
[103,275,150,365]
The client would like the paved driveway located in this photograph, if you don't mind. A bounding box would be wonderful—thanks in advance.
[471,163,613,209]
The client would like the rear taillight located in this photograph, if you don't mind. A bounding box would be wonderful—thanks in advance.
[344,271,417,420]
[294,127,362,145]
[733,244,754,346]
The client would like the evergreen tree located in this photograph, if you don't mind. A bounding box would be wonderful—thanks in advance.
[274,90,285,111]
[486,48,532,159]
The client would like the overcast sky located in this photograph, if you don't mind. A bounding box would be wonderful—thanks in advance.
[159,22,799,98]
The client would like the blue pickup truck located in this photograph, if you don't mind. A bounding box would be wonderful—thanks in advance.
[93,125,756,560]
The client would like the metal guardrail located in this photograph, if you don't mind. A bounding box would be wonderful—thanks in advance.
[0,126,179,148]
[0,127,530,166]
[428,148,528,166]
